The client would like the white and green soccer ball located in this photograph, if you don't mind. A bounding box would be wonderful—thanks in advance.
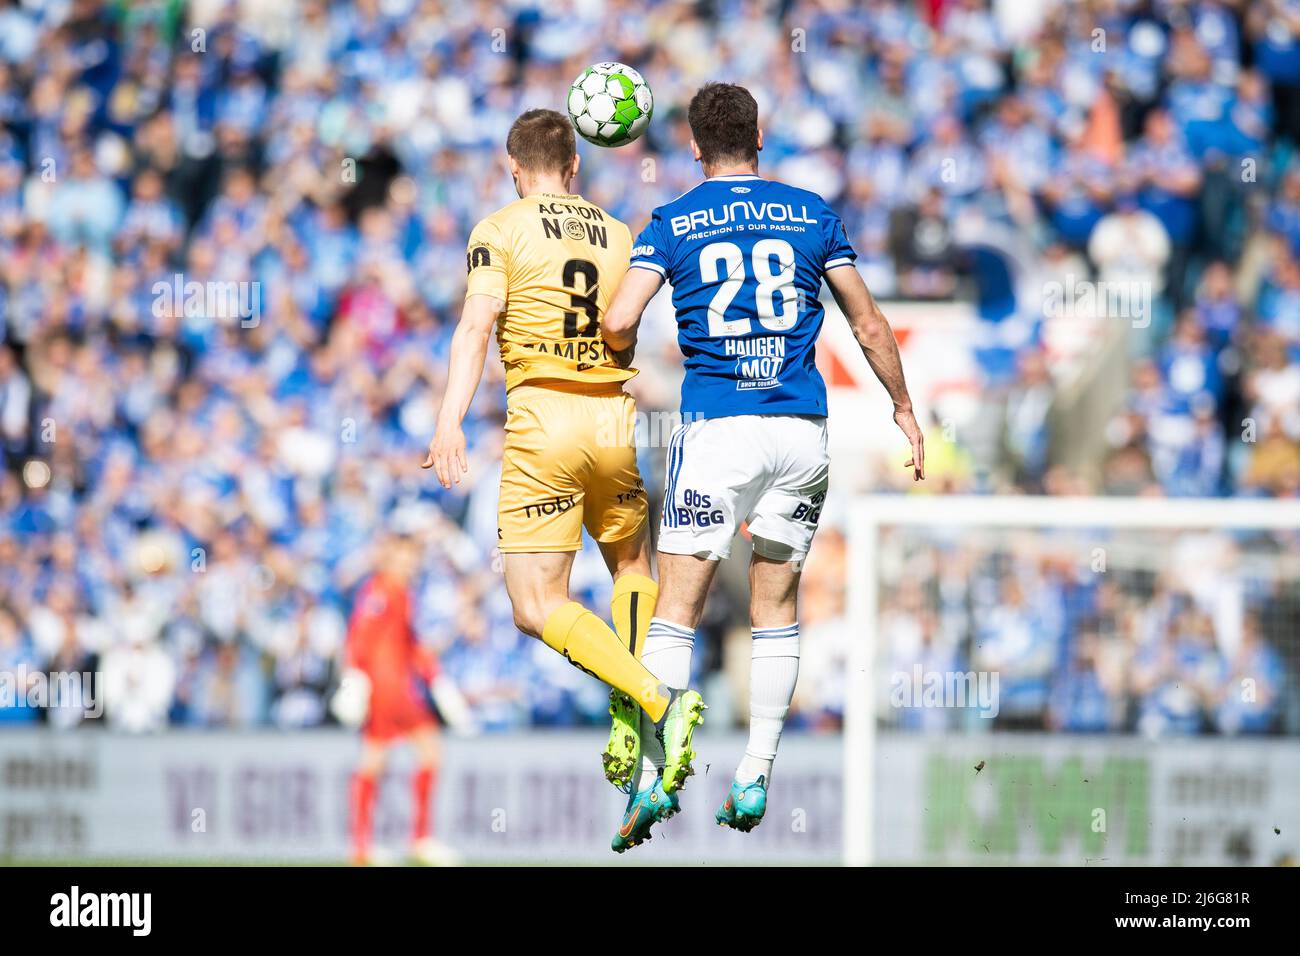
[566,62,653,147]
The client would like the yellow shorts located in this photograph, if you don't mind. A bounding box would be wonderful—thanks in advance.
[497,381,648,553]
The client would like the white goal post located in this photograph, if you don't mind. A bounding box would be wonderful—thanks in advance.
[844,495,1300,867]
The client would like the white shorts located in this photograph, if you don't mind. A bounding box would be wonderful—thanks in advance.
[657,414,829,563]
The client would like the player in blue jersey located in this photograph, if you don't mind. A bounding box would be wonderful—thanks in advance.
[602,83,924,845]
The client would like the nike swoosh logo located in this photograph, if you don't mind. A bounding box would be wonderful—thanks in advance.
[619,806,642,838]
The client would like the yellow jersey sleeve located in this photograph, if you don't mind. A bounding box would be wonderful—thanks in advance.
[475,196,636,392]
[465,217,509,301]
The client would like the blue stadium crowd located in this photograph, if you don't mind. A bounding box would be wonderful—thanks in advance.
[868,531,1298,735]
[0,0,1297,734]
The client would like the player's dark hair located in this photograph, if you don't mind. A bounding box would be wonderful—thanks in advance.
[687,83,759,167]
[506,109,576,176]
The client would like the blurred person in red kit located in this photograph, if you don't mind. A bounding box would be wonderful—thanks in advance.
[335,533,471,865]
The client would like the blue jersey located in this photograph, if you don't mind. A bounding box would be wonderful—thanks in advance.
[629,174,856,419]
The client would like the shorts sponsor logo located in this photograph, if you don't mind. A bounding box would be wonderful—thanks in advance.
[791,490,826,524]
[615,480,645,505]
[673,489,725,527]
[523,495,577,519]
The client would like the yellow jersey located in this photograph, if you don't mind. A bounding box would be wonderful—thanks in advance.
[464,193,636,392]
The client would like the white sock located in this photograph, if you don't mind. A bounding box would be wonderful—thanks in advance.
[736,624,799,785]
[636,618,695,789]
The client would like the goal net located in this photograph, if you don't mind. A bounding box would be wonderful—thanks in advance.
[843,496,1300,866]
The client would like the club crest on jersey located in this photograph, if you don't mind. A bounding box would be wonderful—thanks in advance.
[542,216,608,247]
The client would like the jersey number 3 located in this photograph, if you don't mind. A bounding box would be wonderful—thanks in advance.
[698,239,798,337]
[562,259,599,338]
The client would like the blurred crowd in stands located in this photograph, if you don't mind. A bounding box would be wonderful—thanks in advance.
[0,0,1297,733]
[867,531,1300,735]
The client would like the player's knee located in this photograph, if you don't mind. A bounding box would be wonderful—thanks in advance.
[749,543,801,628]
[358,744,386,775]
[511,595,560,639]
[513,605,544,639]
[412,734,439,768]
[752,535,804,570]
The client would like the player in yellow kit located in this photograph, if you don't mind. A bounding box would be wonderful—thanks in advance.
[423,111,704,828]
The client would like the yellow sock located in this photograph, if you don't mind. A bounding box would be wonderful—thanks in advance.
[541,601,671,722]
[610,573,658,660]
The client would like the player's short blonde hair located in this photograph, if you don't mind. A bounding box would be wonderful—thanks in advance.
[506,109,577,176]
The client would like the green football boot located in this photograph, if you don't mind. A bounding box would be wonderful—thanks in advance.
[601,689,641,790]
[611,776,679,853]
[657,689,706,794]
[715,775,768,831]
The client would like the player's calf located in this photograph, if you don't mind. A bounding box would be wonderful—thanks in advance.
[602,569,658,790]
[716,620,796,837]
[734,622,799,787]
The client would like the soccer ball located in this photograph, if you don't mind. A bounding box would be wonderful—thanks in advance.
[566,62,653,147]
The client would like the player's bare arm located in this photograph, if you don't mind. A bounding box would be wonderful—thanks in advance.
[602,265,662,355]
[422,292,504,488]
[825,264,925,482]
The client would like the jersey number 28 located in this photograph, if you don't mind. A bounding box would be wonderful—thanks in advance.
[698,239,798,337]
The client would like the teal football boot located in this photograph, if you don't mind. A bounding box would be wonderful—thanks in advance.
[611,776,679,853]
[715,775,768,831]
